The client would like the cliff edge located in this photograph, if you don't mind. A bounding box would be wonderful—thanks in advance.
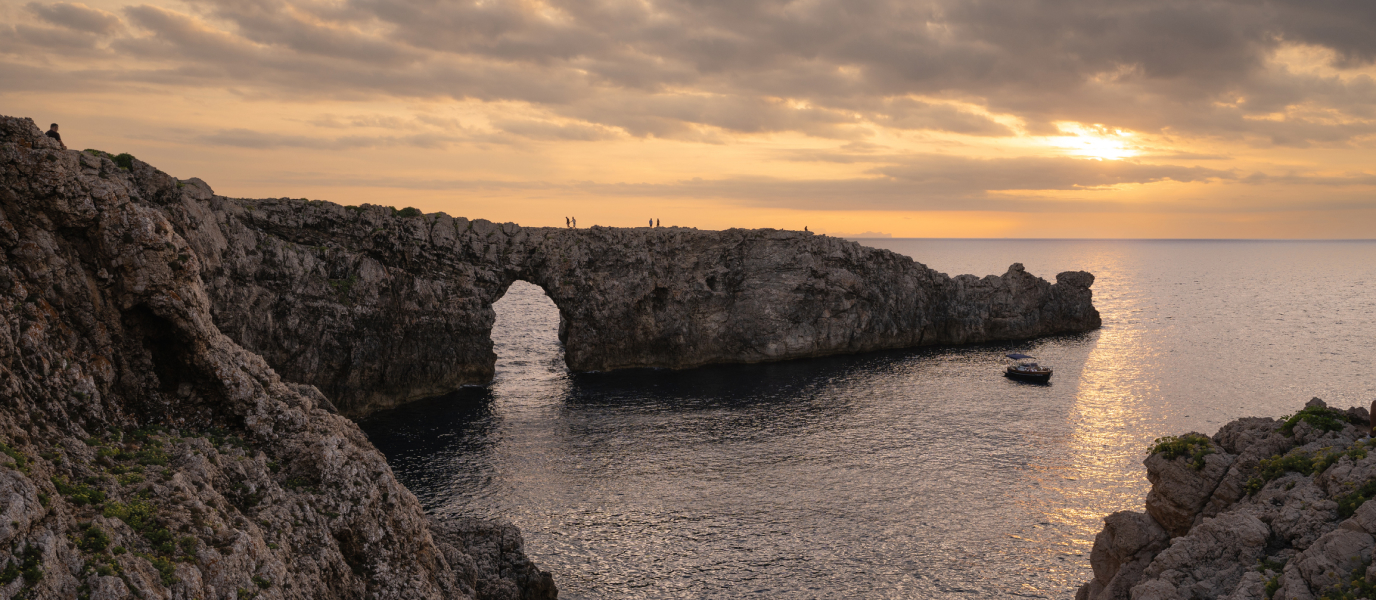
[0,116,555,598]
[1079,398,1376,600]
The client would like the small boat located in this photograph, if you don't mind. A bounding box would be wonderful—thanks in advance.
[1004,353,1052,381]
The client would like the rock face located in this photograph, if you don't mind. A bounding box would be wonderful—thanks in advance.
[0,116,554,599]
[140,175,1100,417]
[1077,398,1376,600]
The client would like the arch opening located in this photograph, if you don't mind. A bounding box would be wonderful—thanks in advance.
[489,279,567,383]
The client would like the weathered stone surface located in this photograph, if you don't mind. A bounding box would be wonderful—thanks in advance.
[1129,512,1270,600]
[1144,434,1235,537]
[429,517,558,600]
[0,115,552,598]
[1079,400,1376,600]
[1202,419,1295,520]
[1077,511,1170,600]
[129,175,1101,416]
[1289,527,1373,591]
[1222,571,1268,600]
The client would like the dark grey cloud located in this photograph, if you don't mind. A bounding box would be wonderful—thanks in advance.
[198,127,468,149]
[26,2,123,34]
[11,23,101,50]
[7,0,1376,146]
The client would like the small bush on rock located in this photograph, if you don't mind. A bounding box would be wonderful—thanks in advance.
[78,523,110,552]
[1245,443,1370,495]
[1,441,30,473]
[53,476,106,505]
[1317,563,1376,600]
[1149,434,1216,470]
[1279,406,1351,436]
[1337,480,1376,519]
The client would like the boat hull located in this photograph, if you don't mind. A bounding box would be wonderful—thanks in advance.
[1005,369,1052,382]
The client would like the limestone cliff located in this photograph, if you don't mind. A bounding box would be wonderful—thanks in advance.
[0,116,555,599]
[144,183,1100,417]
[1078,398,1376,600]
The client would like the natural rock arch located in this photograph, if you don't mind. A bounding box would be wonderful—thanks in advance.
[151,188,1099,418]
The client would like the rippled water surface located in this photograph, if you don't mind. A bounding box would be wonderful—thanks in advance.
[361,240,1376,599]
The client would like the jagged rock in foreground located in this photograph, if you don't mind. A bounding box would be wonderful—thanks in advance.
[1078,398,1376,600]
[134,168,1100,417]
[0,116,555,598]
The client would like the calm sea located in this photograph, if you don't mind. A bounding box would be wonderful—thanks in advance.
[360,239,1376,599]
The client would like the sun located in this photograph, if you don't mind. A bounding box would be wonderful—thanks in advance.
[1046,122,1139,160]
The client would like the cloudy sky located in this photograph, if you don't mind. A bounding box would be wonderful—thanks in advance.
[4,0,1375,237]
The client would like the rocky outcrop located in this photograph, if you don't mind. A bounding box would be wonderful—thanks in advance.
[0,116,554,598]
[126,173,1100,417]
[1077,398,1376,600]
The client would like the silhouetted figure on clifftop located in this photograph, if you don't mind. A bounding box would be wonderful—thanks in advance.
[45,123,64,148]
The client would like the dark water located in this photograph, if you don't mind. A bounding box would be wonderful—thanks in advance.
[361,240,1376,599]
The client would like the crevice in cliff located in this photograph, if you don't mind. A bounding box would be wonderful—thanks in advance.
[119,304,229,428]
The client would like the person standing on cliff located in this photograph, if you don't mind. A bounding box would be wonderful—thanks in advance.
[566,216,570,228]
[656,218,660,228]
[649,218,653,228]
[45,123,65,148]
[572,217,576,228]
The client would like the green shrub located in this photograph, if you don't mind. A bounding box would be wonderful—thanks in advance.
[178,536,199,555]
[1280,406,1351,436]
[145,554,176,585]
[0,441,29,473]
[395,206,422,218]
[1337,480,1376,519]
[127,425,166,444]
[78,524,110,553]
[113,153,136,170]
[1259,451,1320,480]
[1,545,44,586]
[103,500,163,545]
[106,499,174,555]
[90,557,120,576]
[53,476,106,505]
[1149,434,1216,470]
[1266,573,1282,598]
[134,447,169,466]
[1317,564,1376,600]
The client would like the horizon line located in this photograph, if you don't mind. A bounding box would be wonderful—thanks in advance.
[840,237,1376,242]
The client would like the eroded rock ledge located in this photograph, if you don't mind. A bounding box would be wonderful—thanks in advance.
[0,116,554,598]
[131,167,1099,417]
[1078,398,1376,600]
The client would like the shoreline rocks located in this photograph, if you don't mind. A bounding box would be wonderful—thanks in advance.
[0,115,555,599]
[1078,398,1376,600]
